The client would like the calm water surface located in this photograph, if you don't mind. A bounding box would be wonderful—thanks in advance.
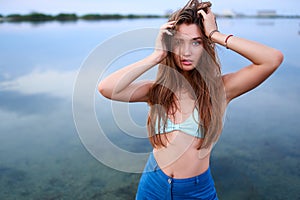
[0,18,299,199]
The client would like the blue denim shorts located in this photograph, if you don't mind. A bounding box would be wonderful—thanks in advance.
[136,152,218,200]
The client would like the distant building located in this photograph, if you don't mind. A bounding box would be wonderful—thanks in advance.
[221,9,237,17]
[257,10,277,17]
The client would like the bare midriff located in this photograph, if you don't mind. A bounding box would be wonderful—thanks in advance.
[153,130,211,179]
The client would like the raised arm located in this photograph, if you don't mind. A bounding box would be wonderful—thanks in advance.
[199,8,284,103]
[98,21,176,102]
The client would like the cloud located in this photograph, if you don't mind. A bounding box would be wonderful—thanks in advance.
[0,69,78,99]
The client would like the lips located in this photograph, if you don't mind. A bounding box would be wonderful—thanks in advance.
[181,59,193,65]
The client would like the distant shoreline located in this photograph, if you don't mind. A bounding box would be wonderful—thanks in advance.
[0,12,299,23]
[0,13,164,23]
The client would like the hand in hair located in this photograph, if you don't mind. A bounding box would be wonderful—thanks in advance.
[198,8,217,38]
[153,21,176,62]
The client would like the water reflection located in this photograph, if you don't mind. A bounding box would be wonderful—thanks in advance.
[256,20,275,26]
[0,70,77,99]
[0,91,61,115]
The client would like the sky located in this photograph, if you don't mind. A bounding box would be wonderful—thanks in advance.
[0,0,299,16]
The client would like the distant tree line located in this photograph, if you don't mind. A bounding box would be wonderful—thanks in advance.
[0,12,165,22]
[0,12,298,22]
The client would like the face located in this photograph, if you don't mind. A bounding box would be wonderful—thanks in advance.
[172,23,204,71]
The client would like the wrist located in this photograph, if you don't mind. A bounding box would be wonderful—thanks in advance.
[211,32,234,49]
[210,31,226,44]
[208,29,219,41]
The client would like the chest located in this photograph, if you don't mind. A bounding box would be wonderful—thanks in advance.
[168,93,196,124]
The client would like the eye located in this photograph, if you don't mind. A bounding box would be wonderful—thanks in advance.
[173,39,182,46]
[192,40,201,46]
[174,39,180,46]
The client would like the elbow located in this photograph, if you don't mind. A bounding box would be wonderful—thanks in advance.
[98,81,112,99]
[271,49,284,70]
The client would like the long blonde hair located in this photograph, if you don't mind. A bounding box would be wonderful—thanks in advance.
[147,0,226,149]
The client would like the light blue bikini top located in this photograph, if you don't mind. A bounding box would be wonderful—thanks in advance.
[155,108,204,138]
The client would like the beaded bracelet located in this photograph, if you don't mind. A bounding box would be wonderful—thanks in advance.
[208,29,219,41]
[225,34,233,49]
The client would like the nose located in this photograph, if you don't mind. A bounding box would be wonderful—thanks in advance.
[181,42,191,56]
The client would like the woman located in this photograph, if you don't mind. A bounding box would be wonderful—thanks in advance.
[98,1,283,199]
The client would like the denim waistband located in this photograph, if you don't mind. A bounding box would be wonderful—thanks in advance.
[137,152,218,200]
[144,151,212,184]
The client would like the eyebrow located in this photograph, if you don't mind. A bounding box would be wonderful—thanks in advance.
[192,37,202,40]
[174,36,202,40]
[174,36,203,40]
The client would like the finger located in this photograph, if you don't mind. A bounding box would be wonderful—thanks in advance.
[166,24,175,29]
[207,8,216,18]
[159,28,173,36]
[166,21,176,28]
[161,21,175,29]
[206,7,212,14]
[168,20,176,24]
[163,30,173,36]
[197,10,206,18]
[165,21,176,27]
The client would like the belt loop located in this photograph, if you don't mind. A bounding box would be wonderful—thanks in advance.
[195,176,199,184]
[154,164,158,172]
